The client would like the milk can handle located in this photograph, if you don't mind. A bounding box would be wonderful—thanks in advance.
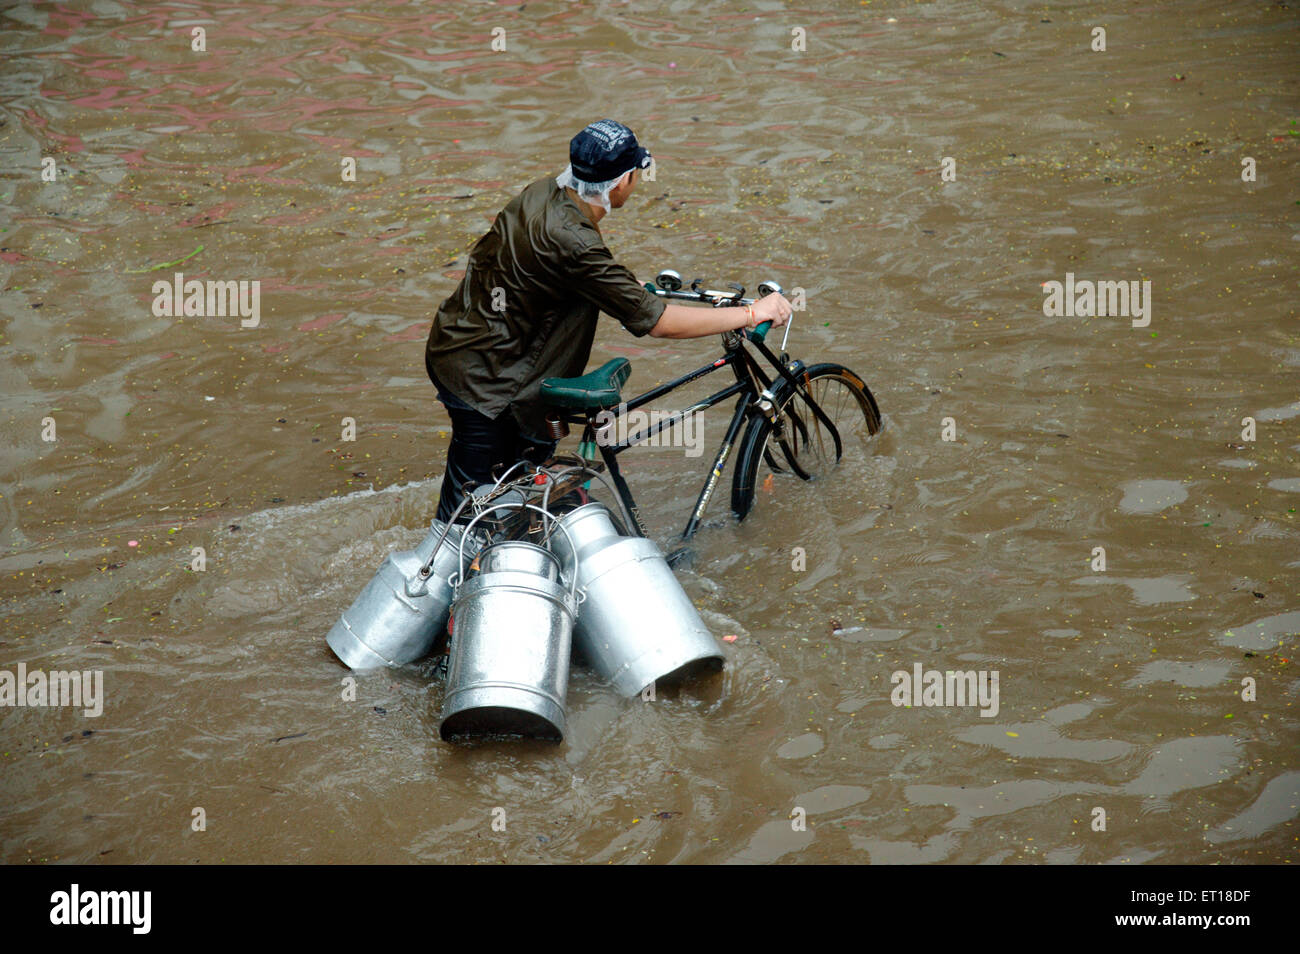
[413,491,477,583]
[448,502,583,606]
[538,464,638,541]
[413,460,533,581]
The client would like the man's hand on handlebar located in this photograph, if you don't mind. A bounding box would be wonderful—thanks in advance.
[748,292,793,329]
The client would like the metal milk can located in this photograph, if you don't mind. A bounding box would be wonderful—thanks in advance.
[326,519,481,670]
[551,502,723,697]
[439,504,582,743]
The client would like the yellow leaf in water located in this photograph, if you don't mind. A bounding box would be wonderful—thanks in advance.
[1006,731,1019,738]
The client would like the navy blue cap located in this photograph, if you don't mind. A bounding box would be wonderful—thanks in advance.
[569,119,652,183]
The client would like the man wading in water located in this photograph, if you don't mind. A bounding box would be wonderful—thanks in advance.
[425,119,792,521]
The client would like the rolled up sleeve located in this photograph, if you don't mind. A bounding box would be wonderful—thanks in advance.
[566,235,666,337]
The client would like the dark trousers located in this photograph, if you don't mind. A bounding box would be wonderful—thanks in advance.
[431,372,556,523]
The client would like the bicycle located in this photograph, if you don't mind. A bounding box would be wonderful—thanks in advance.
[537,270,883,546]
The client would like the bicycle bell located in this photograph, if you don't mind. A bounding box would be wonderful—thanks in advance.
[655,269,682,291]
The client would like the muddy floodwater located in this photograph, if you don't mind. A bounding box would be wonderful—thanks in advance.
[1,1,1296,864]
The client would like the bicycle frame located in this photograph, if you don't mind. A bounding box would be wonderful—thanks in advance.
[557,332,816,542]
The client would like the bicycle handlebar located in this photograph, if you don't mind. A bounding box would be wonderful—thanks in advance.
[644,283,757,306]
[643,281,777,343]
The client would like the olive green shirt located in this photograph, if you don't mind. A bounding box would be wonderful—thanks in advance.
[425,176,666,439]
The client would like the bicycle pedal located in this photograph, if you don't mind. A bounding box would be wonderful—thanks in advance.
[432,651,450,680]
[665,545,696,570]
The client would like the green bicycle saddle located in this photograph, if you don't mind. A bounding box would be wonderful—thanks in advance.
[540,358,631,410]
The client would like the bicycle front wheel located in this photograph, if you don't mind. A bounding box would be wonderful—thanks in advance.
[730,362,882,520]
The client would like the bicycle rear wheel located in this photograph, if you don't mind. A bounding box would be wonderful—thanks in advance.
[730,362,882,520]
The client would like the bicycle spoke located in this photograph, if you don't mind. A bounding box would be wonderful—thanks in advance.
[777,435,813,480]
[765,373,868,481]
[799,381,842,461]
[733,363,882,522]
